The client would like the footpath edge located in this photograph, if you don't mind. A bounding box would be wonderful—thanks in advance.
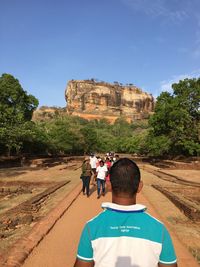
[1,182,82,267]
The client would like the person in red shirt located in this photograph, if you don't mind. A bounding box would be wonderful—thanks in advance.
[105,157,112,183]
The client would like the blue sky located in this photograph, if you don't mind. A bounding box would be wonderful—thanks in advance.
[1,0,200,107]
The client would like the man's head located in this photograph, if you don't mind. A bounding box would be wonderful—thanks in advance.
[110,158,142,197]
[99,160,104,167]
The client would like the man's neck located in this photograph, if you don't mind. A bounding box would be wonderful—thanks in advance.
[112,194,136,205]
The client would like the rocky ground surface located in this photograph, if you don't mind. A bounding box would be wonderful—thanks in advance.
[0,157,199,266]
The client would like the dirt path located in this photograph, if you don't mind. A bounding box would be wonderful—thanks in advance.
[22,182,199,267]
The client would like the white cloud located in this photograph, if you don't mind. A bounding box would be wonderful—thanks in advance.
[156,69,200,97]
[121,0,188,23]
[121,0,200,58]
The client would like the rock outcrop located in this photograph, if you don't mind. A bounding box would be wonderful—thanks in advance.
[65,80,154,122]
[32,106,66,121]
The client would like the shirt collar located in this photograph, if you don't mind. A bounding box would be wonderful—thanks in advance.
[101,202,146,213]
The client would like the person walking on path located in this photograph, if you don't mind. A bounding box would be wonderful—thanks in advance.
[89,154,98,185]
[80,157,92,197]
[96,160,108,199]
[105,157,112,186]
[74,158,177,267]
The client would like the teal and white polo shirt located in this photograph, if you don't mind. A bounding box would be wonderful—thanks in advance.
[77,202,177,267]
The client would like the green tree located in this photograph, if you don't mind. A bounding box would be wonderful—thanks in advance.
[95,129,117,153]
[119,134,147,155]
[148,78,200,156]
[0,73,39,155]
[145,134,172,157]
[112,117,132,137]
[80,126,98,153]
[45,117,85,155]
[21,122,52,155]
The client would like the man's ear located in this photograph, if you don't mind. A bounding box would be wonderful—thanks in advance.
[137,181,143,193]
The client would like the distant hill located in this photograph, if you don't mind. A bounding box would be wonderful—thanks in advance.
[32,106,66,121]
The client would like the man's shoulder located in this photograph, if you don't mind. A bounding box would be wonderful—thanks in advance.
[87,210,107,224]
[85,205,165,229]
[141,212,168,239]
[145,211,163,222]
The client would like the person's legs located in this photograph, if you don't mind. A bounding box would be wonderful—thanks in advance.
[85,176,91,197]
[97,179,101,198]
[99,179,103,194]
[82,176,86,195]
[99,179,105,196]
[102,180,106,195]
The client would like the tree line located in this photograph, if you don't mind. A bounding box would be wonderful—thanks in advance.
[0,73,199,157]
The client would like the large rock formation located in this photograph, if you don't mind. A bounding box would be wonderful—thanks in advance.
[65,80,154,122]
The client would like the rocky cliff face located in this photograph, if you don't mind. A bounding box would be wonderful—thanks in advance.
[65,80,154,122]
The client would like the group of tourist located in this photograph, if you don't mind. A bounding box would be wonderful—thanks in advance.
[75,157,178,267]
[80,153,119,198]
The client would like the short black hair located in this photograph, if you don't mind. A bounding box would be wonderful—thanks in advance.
[110,158,141,197]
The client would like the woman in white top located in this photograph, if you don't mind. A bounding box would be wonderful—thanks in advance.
[96,160,108,199]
